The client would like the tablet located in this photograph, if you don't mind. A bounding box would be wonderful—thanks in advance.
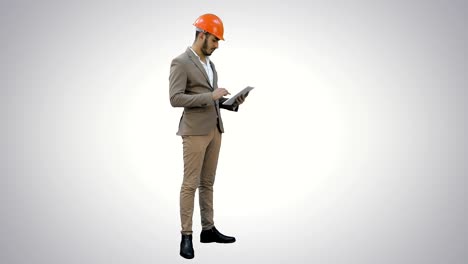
[222,86,254,105]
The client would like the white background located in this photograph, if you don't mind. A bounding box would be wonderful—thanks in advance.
[1,0,467,263]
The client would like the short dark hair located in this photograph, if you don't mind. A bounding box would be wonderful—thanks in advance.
[195,31,220,42]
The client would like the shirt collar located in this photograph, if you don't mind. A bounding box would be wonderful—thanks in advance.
[189,46,210,65]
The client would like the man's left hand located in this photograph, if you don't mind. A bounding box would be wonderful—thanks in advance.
[235,92,249,105]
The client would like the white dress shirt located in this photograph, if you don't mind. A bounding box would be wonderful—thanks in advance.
[189,47,214,87]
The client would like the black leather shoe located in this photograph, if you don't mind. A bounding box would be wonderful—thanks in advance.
[180,234,194,259]
[200,226,236,243]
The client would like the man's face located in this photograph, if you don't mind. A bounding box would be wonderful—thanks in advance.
[201,33,219,56]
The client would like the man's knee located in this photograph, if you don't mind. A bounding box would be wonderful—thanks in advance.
[181,183,197,194]
[199,178,214,188]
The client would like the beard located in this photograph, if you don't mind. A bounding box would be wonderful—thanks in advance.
[201,38,215,56]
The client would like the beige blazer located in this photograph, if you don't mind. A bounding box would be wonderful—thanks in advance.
[169,47,237,136]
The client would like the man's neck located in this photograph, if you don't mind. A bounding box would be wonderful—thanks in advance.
[191,45,206,63]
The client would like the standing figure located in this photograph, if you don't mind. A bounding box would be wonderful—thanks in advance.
[169,13,248,259]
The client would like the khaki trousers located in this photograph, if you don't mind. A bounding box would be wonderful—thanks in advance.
[180,127,222,235]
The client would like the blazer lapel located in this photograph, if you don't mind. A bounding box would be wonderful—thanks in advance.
[210,61,218,89]
[185,48,213,89]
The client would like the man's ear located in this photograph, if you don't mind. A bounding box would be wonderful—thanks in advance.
[197,32,204,41]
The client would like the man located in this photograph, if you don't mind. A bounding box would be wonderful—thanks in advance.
[169,13,248,259]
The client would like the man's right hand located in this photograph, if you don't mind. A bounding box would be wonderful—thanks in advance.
[212,88,230,100]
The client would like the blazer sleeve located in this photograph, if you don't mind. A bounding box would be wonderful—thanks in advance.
[169,58,213,108]
[219,97,239,112]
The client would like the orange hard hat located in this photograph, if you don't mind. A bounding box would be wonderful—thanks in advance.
[193,13,224,40]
